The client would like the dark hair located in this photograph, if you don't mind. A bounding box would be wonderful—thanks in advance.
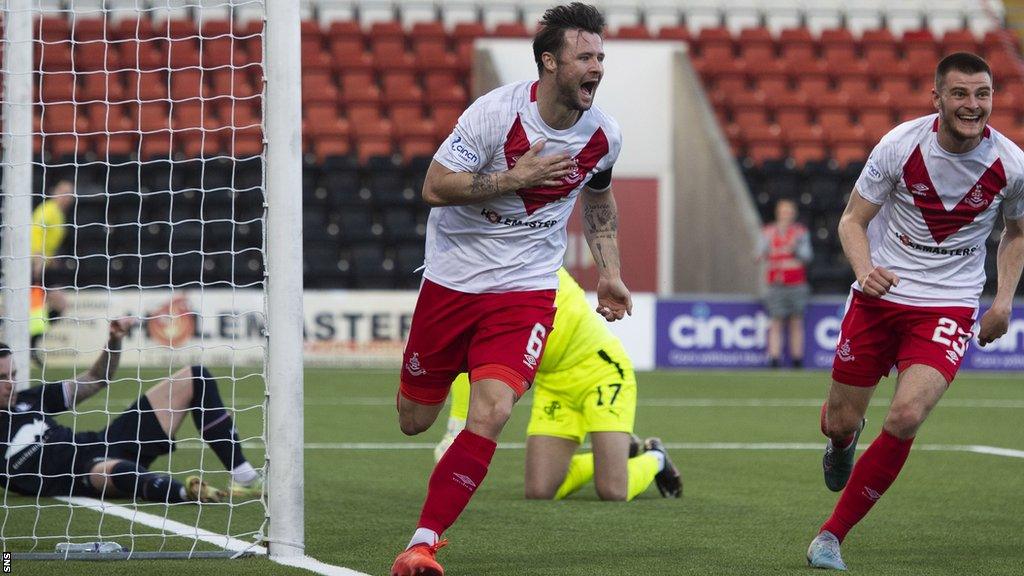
[0,343,10,359]
[935,52,992,89]
[533,3,606,74]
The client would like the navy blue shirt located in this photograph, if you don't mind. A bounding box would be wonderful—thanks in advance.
[0,382,80,496]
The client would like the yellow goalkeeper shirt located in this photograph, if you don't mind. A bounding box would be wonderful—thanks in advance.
[30,200,67,258]
[541,268,619,373]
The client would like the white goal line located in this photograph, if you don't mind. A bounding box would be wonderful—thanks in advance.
[238,397,1024,409]
[197,442,1023,459]
[53,497,372,576]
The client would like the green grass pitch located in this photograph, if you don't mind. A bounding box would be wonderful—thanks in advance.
[5,368,1023,575]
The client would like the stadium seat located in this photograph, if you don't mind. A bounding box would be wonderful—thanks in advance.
[338,70,381,105]
[492,22,530,38]
[613,25,652,40]
[328,36,375,72]
[382,71,424,105]
[124,70,168,101]
[349,244,394,289]
[424,72,468,105]
[79,71,127,103]
[39,72,77,103]
[371,37,416,71]
[117,40,164,71]
[303,70,342,105]
[72,41,121,72]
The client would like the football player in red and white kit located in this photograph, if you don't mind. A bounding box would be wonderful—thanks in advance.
[390,4,630,575]
[807,52,1024,570]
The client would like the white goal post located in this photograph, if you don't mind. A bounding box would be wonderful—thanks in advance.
[0,0,303,561]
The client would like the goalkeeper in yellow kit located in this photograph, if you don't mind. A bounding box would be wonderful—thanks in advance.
[435,268,681,500]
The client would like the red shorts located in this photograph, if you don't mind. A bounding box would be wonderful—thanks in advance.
[831,291,976,387]
[399,279,556,405]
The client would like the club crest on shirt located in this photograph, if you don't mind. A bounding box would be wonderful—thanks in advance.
[965,184,989,209]
[405,352,427,377]
[563,163,583,185]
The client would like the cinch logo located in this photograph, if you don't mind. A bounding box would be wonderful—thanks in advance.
[667,304,768,349]
[813,309,845,350]
[451,135,479,167]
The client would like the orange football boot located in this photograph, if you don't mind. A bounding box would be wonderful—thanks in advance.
[390,539,448,576]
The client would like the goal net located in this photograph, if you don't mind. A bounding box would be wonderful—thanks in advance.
[1,0,302,560]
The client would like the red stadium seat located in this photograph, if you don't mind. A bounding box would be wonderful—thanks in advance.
[226,125,264,158]
[832,141,869,168]
[940,30,978,56]
[613,25,652,40]
[859,107,894,142]
[125,70,169,101]
[902,30,940,70]
[381,71,423,105]
[302,39,333,71]
[356,137,394,163]
[410,22,446,42]
[301,19,323,43]
[987,109,1019,132]
[36,42,73,71]
[492,23,530,38]
[114,17,159,40]
[414,41,460,73]
[329,37,374,72]
[313,136,353,162]
[327,20,363,40]
[452,22,487,68]
[755,73,790,96]
[79,71,127,103]
[337,70,380,105]
[737,27,775,61]
[39,72,77,103]
[656,26,691,43]
[72,42,121,72]
[40,103,87,136]
[165,37,201,68]
[793,72,830,96]
[369,21,405,40]
[210,70,259,99]
[302,70,342,105]
[431,103,463,141]
[169,69,208,100]
[371,38,416,71]
[424,73,467,106]
[118,40,164,72]
[37,16,69,42]
[201,37,248,68]
[399,137,437,162]
[696,27,734,61]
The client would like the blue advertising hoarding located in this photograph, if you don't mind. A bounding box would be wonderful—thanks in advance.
[656,297,1024,371]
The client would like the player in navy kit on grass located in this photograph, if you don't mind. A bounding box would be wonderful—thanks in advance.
[391,4,630,575]
[807,52,1024,570]
[0,320,263,505]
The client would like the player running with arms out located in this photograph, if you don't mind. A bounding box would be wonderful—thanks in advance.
[391,4,628,575]
[0,320,263,505]
[435,268,681,502]
[807,52,1024,570]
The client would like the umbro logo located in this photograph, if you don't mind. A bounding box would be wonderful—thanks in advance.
[452,472,477,492]
[910,182,930,196]
[862,486,882,501]
[946,349,960,365]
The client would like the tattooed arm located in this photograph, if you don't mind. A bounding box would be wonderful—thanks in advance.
[582,186,632,321]
[64,318,133,408]
[421,140,575,207]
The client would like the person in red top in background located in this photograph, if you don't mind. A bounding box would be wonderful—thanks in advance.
[758,198,813,368]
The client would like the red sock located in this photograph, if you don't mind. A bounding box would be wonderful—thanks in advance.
[821,429,914,542]
[417,430,497,535]
[821,402,856,450]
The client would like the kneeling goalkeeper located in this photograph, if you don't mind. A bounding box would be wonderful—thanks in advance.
[0,319,262,504]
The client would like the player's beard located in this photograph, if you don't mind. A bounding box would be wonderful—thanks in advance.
[555,70,593,113]
[940,104,988,142]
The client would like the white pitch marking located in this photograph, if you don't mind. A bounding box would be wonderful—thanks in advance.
[54,496,266,555]
[271,554,373,576]
[55,497,372,576]
[170,441,1024,458]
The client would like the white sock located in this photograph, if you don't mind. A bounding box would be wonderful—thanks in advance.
[178,486,188,500]
[446,417,466,435]
[231,462,258,485]
[649,449,666,472]
[408,527,439,549]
